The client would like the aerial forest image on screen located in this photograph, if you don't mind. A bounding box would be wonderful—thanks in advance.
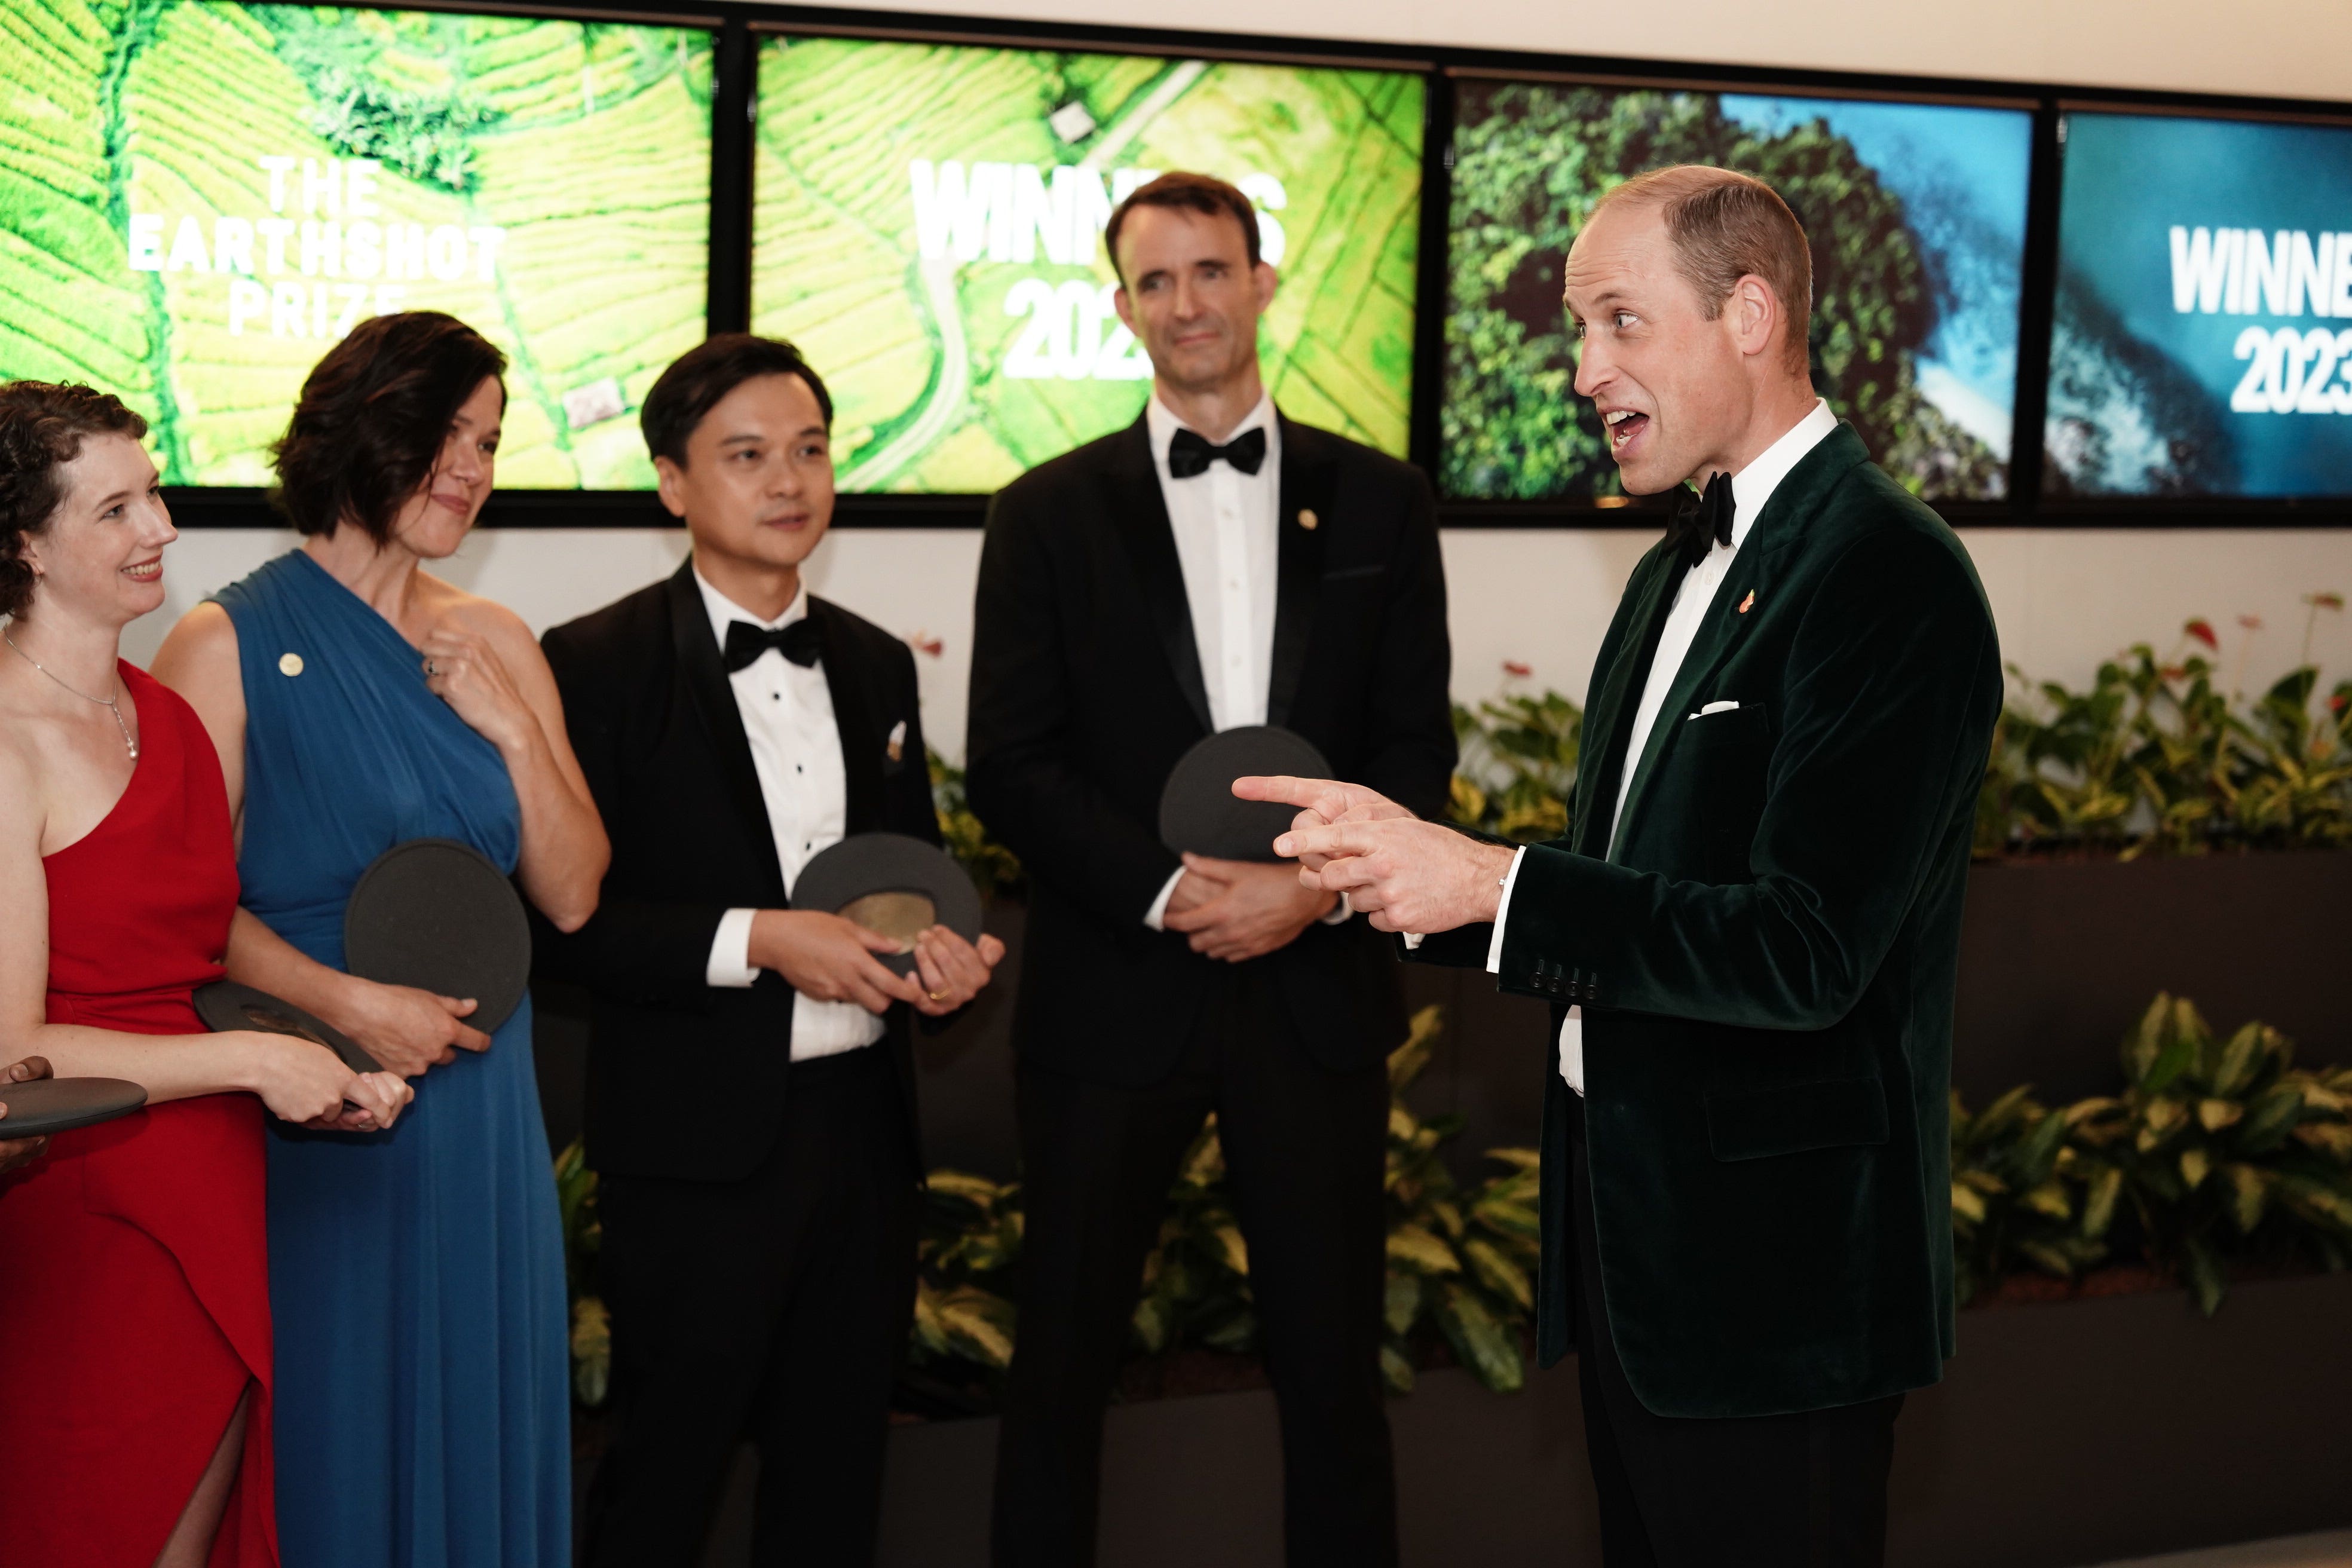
[0,1,711,488]
[751,38,1425,494]
[1443,82,2031,504]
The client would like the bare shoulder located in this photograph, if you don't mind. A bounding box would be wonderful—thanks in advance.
[418,574,526,639]
[420,574,547,669]
[149,599,241,685]
[0,675,55,836]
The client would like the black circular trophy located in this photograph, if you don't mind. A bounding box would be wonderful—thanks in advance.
[1157,726,1331,862]
[789,833,985,978]
[0,1076,146,1138]
[344,838,533,1032]
[193,980,383,1076]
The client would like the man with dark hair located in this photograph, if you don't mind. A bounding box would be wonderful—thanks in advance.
[1242,164,2002,1567]
[969,173,1454,1567]
[537,332,1004,1566]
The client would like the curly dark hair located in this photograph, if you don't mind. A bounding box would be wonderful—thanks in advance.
[0,381,150,621]
[272,312,507,542]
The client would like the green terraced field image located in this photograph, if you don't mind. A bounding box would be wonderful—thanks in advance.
[751,36,1423,494]
[0,1,712,488]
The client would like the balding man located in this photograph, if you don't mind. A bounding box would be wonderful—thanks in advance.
[1242,166,2001,1566]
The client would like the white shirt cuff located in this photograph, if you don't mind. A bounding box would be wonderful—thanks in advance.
[1142,867,1186,932]
[1318,890,1353,926]
[1484,847,1527,974]
[707,907,760,988]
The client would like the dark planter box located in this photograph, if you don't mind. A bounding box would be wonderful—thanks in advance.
[663,1271,2352,1568]
[534,852,2352,1174]
[1950,851,2352,1104]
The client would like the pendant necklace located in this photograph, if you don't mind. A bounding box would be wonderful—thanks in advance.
[4,630,137,759]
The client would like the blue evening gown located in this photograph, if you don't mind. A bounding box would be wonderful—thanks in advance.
[216,550,569,1568]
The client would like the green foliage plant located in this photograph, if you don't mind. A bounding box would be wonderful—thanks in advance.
[1447,693,1581,843]
[1975,617,2352,858]
[554,1138,610,1408]
[2065,996,2352,1315]
[930,749,1024,901]
[909,1169,1023,1398]
[556,996,2350,1413]
[1948,1084,2117,1306]
[879,1006,1546,1401]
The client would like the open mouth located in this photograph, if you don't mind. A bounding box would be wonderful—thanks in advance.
[1604,409,1650,453]
[121,557,163,583]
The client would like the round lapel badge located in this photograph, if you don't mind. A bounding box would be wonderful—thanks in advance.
[278,652,305,676]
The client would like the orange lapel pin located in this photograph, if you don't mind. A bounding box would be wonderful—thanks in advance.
[1737,590,1756,614]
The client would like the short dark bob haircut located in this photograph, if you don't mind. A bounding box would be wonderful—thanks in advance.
[1104,170,1263,284]
[640,333,833,469]
[0,381,149,621]
[271,311,506,542]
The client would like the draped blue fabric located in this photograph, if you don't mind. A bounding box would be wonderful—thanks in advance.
[216,550,569,1568]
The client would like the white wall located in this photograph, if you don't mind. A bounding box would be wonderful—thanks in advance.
[775,0,2352,104]
[118,2,2352,755]
[124,523,2352,763]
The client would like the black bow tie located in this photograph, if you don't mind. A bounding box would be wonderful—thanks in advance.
[723,617,822,673]
[1666,470,1737,570]
[1168,425,1267,479]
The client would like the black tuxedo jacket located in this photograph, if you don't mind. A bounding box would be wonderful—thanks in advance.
[1417,424,2002,1419]
[966,411,1455,1086]
[535,561,939,1184]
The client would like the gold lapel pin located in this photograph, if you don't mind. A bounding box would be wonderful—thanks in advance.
[1737,590,1756,615]
[278,652,305,676]
[1298,508,1319,531]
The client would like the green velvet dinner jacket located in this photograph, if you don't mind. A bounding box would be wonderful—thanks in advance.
[1419,422,2001,1419]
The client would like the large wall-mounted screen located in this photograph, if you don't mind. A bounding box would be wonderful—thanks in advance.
[1440,81,2032,504]
[0,1,712,489]
[2045,110,2352,500]
[749,36,1425,495]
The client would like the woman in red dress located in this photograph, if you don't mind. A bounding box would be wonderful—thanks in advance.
[0,382,411,1566]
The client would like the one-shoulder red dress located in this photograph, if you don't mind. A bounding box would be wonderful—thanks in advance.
[0,663,275,1566]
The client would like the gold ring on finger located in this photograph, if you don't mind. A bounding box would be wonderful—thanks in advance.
[927,988,948,1002]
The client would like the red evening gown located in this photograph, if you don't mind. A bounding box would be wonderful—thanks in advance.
[0,663,275,1566]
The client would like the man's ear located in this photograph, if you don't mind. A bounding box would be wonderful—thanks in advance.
[1727,273,1781,363]
[1253,261,1280,316]
[651,454,688,520]
[1111,284,1136,336]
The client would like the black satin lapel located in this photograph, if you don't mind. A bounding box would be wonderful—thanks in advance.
[1105,419,1213,734]
[1266,417,1333,731]
[1573,555,1680,860]
[811,599,886,838]
[666,563,785,899]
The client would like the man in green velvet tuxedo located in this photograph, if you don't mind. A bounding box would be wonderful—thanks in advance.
[1241,165,2002,1566]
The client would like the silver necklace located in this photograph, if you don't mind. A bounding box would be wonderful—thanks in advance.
[4,630,137,760]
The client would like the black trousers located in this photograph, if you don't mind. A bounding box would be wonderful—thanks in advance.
[586,1046,920,1568]
[991,963,1397,1567]
[1565,1094,1903,1568]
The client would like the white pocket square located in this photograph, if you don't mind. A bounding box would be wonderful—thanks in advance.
[1688,700,1741,720]
[886,719,908,762]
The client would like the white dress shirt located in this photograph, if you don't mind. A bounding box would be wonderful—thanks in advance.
[1135,394,1358,932]
[696,568,885,1061]
[1487,399,1839,1092]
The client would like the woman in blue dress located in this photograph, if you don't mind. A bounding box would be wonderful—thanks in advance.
[154,311,609,1568]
